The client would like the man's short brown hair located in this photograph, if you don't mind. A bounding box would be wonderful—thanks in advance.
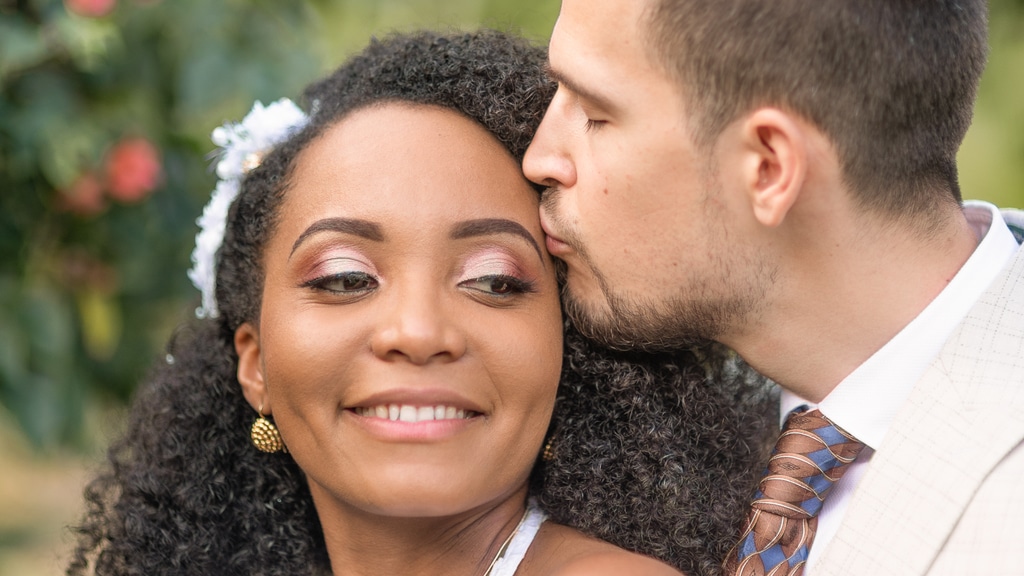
[646,0,988,220]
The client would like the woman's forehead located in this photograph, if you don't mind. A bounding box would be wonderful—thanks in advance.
[274,103,539,243]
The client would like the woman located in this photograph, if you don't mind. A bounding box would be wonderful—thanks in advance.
[68,30,775,576]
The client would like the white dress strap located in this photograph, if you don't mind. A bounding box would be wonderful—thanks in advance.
[487,500,547,576]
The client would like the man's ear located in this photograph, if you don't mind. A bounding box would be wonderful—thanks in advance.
[235,321,270,414]
[738,108,807,228]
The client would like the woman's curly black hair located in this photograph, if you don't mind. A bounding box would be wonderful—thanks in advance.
[67,29,777,576]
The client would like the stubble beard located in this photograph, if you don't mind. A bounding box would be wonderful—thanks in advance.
[561,261,762,352]
[550,216,771,353]
[542,186,771,352]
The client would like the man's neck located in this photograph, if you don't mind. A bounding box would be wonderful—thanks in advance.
[723,207,979,403]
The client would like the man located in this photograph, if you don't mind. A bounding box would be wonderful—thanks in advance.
[523,1,1024,574]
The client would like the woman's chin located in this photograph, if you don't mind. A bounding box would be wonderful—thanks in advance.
[307,469,527,520]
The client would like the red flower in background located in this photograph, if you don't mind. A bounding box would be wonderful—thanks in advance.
[60,172,107,216]
[65,0,117,17]
[105,137,162,202]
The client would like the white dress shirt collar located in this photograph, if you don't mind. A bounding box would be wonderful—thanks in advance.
[780,201,1020,447]
[780,201,1020,574]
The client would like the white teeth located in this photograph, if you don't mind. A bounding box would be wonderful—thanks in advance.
[357,403,474,422]
[399,405,417,422]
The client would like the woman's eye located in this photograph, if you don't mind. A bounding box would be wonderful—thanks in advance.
[305,271,379,294]
[459,274,534,297]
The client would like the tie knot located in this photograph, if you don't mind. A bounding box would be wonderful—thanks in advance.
[752,408,865,519]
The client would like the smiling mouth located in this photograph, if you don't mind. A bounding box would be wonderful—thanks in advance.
[352,404,480,423]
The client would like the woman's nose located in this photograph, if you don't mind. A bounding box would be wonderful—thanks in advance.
[523,91,578,190]
[369,287,467,365]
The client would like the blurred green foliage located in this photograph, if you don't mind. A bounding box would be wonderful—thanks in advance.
[1,0,1022,450]
[0,0,334,450]
[959,0,1024,208]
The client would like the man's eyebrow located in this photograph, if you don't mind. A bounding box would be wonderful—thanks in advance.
[450,218,545,265]
[545,63,617,113]
[290,217,384,257]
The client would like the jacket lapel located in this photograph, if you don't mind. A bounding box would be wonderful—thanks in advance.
[818,241,1024,575]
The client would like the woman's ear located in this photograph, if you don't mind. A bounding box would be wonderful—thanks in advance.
[235,322,269,414]
[738,108,807,228]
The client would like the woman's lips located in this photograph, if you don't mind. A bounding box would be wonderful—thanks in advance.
[345,389,484,441]
[351,404,478,422]
[346,406,480,442]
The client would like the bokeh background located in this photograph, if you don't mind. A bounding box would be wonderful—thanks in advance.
[1,0,1022,574]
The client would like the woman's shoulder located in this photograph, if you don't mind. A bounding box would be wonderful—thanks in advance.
[521,522,684,576]
[548,549,684,576]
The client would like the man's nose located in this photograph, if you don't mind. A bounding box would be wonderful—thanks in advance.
[524,90,578,190]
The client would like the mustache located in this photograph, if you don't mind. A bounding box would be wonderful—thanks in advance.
[539,188,585,255]
[539,186,559,213]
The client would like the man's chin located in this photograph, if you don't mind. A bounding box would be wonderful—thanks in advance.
[562,290,709,352]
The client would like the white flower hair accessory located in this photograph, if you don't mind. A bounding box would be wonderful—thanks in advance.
[188,98,308,319]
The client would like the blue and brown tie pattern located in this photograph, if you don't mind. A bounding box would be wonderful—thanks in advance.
[725,408,866,576]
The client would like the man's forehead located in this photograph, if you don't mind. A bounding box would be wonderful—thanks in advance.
[553,0,649,53]
[550,0,663,97]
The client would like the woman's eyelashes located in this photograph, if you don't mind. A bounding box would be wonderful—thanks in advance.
[303,270,379,295]
[298,249,538,303]
[300,254,379,298]
[458,274,535,298]
[457,253,537,302]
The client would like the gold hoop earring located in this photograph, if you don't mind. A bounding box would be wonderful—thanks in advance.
[251,403,286,453]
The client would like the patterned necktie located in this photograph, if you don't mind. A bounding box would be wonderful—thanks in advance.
[725,408,866,576]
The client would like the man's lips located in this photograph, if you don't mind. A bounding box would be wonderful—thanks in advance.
[545,234,572,257]
[539,213,572,256]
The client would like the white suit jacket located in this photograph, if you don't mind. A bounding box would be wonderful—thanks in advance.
[817,211,1024,575]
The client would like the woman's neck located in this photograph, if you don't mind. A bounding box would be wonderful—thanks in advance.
[312,484,530,576]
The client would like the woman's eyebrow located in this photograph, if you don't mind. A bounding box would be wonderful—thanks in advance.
[450,218,544,263]
[290,217,384,257]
